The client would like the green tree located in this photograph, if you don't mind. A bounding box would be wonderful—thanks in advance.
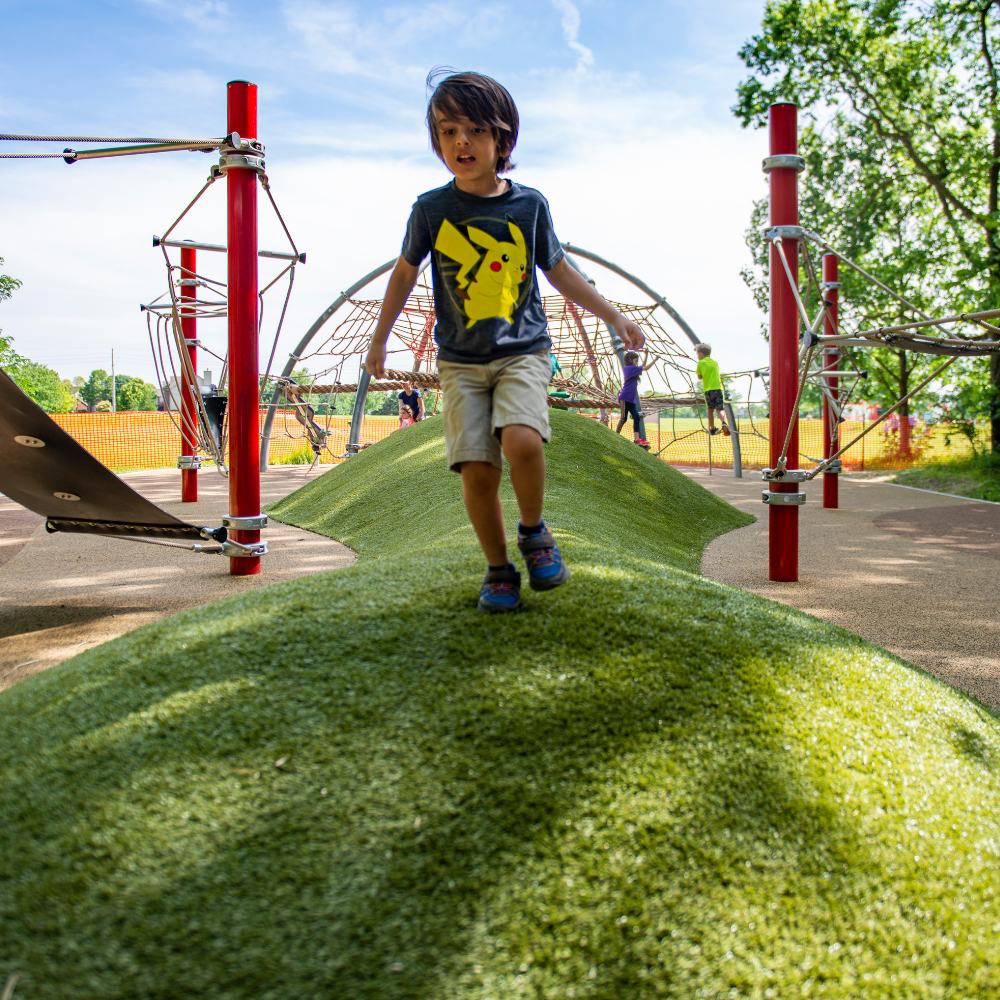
[11,360,76,413]
[735,0,1000,450]
[0,256,21,306]
[1,256,27,375]
[116,376,158,411]
[77,370,113,411]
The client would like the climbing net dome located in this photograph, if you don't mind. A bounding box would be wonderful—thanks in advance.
[282,247,705,408]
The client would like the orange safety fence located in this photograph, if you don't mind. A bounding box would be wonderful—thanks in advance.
[47,410,989,474]
[645,416,990,471]
[48,411,404,473]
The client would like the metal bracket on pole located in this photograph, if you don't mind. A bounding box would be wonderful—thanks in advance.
[762,154,806,173]
[222,513,268,530]
[762,490,806,505]
[177,455,202,470]
[820,459,843,475]
[223,539,269,558]
[218,153,265,174]
[821,281,843,291]
[762,467,809,482]
[764,225,806,241]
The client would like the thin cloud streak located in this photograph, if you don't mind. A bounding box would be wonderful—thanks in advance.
[551,0,595,72]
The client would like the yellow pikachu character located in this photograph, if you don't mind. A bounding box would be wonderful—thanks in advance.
[434,218,528,327]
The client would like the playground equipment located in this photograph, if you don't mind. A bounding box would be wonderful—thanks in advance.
[0,369,246,553]
[259,246,745,474]
[762,103,1000,582]
[0,80,298,575]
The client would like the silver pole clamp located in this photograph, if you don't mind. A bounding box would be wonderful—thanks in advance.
[762,154,806,173]
[821,281,843,291]
[222,513,268,530]
[821,459,843,475]
[177,455,202,470]
[222,539,269,558]
[183,338,200,346]
[764,225,806,241]
[762,467,809,482]
[762,490,806,505]
[218,153,265,174]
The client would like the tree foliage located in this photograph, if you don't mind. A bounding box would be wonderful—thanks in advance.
[73,370,157,411]
[736,0,1000,447]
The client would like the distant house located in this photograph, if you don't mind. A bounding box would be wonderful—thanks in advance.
[158,370,218,411]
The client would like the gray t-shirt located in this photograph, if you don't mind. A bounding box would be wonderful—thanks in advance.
[401,180,565,364]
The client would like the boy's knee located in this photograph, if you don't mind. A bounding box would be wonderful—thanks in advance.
[500,424,544,458]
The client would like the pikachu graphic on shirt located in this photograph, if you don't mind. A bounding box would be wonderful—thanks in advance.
[434,218,528,328]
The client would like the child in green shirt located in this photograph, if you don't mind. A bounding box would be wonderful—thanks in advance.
[695,344,730,436]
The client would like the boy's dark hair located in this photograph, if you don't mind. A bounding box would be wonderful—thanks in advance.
[624,351,640,365]
[426,70,519,174]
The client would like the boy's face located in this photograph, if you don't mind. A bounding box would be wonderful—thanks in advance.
[434,111,502,184]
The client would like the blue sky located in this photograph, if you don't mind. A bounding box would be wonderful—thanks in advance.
[0,0,771,386]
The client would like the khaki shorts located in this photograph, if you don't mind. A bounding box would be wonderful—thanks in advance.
[437,352,551,471]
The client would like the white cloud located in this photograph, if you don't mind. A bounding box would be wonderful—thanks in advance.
[279,1,505,78]
[551,0,594,73]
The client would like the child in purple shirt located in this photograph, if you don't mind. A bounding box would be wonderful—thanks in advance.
[616,351,650,449]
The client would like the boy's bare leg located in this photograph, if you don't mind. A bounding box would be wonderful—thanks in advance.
[706,407,716,431]
[460,461,508,566]
[501,424,545,527]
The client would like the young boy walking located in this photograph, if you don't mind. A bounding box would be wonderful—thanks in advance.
[365,71,643,613]
[695,344,730,436]
[616,350,650,449]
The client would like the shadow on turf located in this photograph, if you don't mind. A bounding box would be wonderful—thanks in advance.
[0,579,895,1000]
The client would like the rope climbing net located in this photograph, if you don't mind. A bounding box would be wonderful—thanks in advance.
[266,253,730,464]
[142,166,303,475]
[765,224,1000,482]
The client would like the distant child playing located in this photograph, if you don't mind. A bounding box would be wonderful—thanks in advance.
[365,71,644,613]
[695,344,730,436]
[616,350,650,449]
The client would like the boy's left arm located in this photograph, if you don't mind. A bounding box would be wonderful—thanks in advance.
[543,259,644,350]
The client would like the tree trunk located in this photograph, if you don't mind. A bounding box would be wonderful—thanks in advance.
[991,354,1000,453]
[898,350,911,458]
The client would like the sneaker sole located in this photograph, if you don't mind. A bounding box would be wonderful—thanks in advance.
[478,596,521,613]
[528,563,570,592]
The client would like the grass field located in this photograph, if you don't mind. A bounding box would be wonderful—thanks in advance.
[1,411,999,999]
[892,450,1000,503]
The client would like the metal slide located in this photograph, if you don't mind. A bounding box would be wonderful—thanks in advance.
[0,368,227,545]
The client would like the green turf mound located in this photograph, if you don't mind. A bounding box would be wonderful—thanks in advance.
[2,412,999,999]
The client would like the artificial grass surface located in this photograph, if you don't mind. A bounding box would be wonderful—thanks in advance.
[2,411,1000,999]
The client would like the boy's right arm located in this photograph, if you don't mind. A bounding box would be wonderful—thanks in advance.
[365,257,421,378]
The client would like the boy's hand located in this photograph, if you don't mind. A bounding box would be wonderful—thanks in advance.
[612,316,645,351]
[365,341,387,379]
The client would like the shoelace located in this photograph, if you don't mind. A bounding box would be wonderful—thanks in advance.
[524,545,558,570]
[484,580,518,594]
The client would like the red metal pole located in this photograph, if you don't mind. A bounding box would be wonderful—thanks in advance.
[227,80,261,575]
[822,254,839,509]
[180,246,198,502]
[768,103,800,582]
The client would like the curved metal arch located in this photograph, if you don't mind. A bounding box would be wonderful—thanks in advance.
[261,244,704,468]
[260,257,398,469]
[560,243,701,348]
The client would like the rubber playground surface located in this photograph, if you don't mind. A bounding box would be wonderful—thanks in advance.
[688,469,1000,711]
[2,459,996,710]
[0,466,354,690]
